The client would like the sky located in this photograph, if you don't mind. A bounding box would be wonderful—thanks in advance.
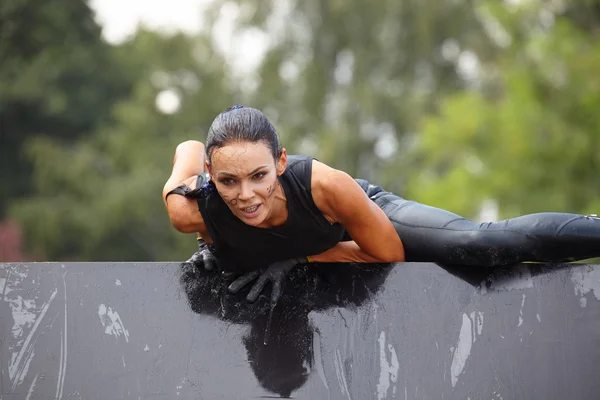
[89,0,268,77]
[89,0,213,44]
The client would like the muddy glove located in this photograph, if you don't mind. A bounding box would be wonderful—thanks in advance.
[227,257,308,304]
[186,238,220,271]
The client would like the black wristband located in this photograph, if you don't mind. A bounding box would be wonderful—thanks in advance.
[165,172,211,200]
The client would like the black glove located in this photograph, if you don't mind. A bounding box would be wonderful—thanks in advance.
[186,238,220,271]
[227,257,307,304]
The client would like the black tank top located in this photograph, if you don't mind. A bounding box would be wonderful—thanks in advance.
[197,155,345,271]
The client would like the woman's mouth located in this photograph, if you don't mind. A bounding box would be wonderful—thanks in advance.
[240,204,261,218]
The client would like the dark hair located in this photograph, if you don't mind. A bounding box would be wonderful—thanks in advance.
[205,105,281,164]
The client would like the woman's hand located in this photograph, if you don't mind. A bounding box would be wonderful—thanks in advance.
[186,239,220,271]
[227,258,307,304]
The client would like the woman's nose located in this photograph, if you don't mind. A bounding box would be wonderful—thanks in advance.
[238,182,254,200]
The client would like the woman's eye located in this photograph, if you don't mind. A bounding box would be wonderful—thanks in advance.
[220,178,236,185]
[253,172,266,180]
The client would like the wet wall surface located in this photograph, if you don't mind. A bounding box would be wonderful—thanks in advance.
[1,261,600,399]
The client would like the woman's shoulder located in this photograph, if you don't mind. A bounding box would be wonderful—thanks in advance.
[283,154,356,197]
[285,154,314,169]
[311,160,354,191]
[285,154,343,178]
[309,160,360,223]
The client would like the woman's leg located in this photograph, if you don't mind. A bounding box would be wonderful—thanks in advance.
[355,179,600,266]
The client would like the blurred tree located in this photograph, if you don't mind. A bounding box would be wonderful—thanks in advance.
[9,0,600,262]
[0,0,132,217]
[10,29,235,261]
[405,0,600,219]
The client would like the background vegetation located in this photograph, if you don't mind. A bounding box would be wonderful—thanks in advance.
[2,0,599,261]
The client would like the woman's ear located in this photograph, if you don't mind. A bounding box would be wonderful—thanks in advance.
[277,148,288,176]
[205,161,213,179]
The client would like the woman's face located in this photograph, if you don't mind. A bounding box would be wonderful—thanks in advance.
[207,141,287,227]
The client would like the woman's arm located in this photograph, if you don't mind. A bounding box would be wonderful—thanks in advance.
[226,159,403,303]
[163,140,207,204]
[310,161,405,263]
[163,140,210,237]
[307,241,383,263]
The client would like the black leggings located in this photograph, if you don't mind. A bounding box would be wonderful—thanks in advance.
[355,180,600,266]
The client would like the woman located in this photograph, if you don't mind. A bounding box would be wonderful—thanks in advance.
[163,105,600,303]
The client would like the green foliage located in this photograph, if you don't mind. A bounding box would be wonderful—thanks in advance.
[406,1,600,218]
[0,0,131,216]
[10,29,235,261]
